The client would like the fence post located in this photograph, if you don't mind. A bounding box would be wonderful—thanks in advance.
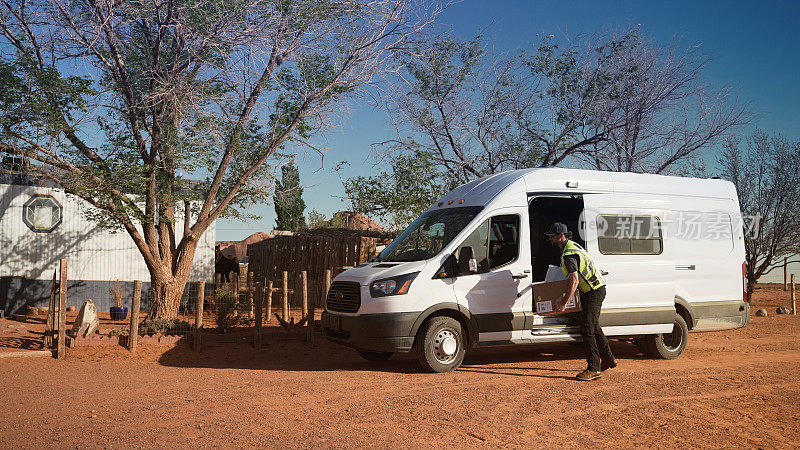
[301,271,308,320]
[255,280,262,348]
[212,273,220,311]
[785,257,788,291]
[194,281,205,352]
[234,270,240,305]
[247,271,254,318]
[282,271,289,321]
[303,271,312,345]
[791,274,796,316]
[266,280,274,324]
[324,269,332,302]
[45,270,57,348]
[129,280,142,352]
[57,259,67,359]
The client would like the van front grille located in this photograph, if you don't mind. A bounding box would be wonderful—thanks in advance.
[326,281,361,313]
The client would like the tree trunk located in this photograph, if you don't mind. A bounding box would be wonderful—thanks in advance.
[147,278,185,319]
[146,240,199,319]
[746,278,757,303]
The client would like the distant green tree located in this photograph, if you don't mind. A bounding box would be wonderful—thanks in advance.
[329,212,348,229]
[341,150,451,230]
[307,209,328,229]
[274,162,306,231]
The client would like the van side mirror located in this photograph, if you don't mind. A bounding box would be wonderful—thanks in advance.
[458,246,478,274]
[433,254,458,279]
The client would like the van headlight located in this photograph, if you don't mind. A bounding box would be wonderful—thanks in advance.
[369,272,420,298]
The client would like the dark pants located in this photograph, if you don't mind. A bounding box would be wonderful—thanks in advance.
[579,285,614,371]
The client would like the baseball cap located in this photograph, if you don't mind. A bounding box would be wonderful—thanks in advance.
[544,222,569,236]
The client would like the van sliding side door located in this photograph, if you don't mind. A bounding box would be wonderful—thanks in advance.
[581,194,676,332]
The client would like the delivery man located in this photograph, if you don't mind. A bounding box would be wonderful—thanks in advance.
[545,222,616,381]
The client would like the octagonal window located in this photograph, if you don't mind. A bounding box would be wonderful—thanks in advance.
[22,194,63,233]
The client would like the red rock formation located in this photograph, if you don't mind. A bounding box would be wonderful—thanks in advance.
[329,211,384,232]
[216,231,273,260]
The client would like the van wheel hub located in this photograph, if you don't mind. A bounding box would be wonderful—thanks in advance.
[434,329,458,362]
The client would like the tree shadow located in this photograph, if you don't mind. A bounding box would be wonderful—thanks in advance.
[0,335,45,350]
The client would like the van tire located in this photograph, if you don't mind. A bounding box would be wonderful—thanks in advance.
[357,350,394,361]
[416,316,466,373]
[645,313,689,359]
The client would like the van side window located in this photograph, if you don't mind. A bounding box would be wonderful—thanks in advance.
[488,215,520,269]
[598,215,663,255]
[457,220,490,273]
[456,214,520,274]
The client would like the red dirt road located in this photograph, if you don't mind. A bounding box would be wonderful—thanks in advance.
[1,284,799,448]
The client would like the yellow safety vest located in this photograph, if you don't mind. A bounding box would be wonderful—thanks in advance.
[560,240,605,293]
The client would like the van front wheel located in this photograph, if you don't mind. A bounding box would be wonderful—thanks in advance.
[416,316,466,373]
[645,313,689,359]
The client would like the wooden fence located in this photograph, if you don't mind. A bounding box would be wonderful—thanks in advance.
[247,233,384,308]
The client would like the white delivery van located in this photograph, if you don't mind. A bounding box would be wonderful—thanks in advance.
[322,168,749,372]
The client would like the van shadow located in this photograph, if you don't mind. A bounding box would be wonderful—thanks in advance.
[156,337,646,375]
[157,338,424,374]
[457,341,646,380]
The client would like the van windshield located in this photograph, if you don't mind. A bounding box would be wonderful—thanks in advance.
[378,206,483,262]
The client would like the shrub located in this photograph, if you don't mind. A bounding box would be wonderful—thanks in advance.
[214,282,250,333]
[107,318,192,337]
[109,280,123,308]
[139,318,193,335]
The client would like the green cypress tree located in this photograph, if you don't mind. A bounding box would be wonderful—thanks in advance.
[274,162,307,231]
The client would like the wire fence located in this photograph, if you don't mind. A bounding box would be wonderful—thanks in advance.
[30,261,333,353]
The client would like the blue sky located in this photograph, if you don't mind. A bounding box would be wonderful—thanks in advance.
[215,0,800,241]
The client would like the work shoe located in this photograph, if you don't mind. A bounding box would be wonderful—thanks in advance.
[601,358,617,371]
[575,370,602,381]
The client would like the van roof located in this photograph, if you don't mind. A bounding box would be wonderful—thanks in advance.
[429,167,738,212]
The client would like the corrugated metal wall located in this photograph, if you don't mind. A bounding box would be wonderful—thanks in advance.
[0,183,215,282]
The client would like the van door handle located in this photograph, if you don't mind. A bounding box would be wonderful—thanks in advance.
[601,271,609,276]
[512,273,528,279]
[675,265,696,270]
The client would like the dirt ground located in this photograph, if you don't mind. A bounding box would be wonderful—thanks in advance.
[1,284,799,448]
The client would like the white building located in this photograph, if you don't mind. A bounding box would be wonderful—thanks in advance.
[0,181,215,315]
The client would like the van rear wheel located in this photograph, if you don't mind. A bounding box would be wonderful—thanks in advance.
[416,316,466,373]
[645,313,689,359]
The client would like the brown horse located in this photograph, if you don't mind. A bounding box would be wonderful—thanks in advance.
[215,253,240,283]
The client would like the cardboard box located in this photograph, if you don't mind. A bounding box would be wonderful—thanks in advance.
[533,279,581,315]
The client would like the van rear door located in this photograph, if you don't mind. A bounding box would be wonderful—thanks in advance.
[581,194,676,332]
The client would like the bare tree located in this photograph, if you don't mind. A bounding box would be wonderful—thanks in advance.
[509,33,631,168]
[576,30,750,173]
[720,131,800,300]
[341,28,747,228]
[373,34,527,186]
[0,0,443,318]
